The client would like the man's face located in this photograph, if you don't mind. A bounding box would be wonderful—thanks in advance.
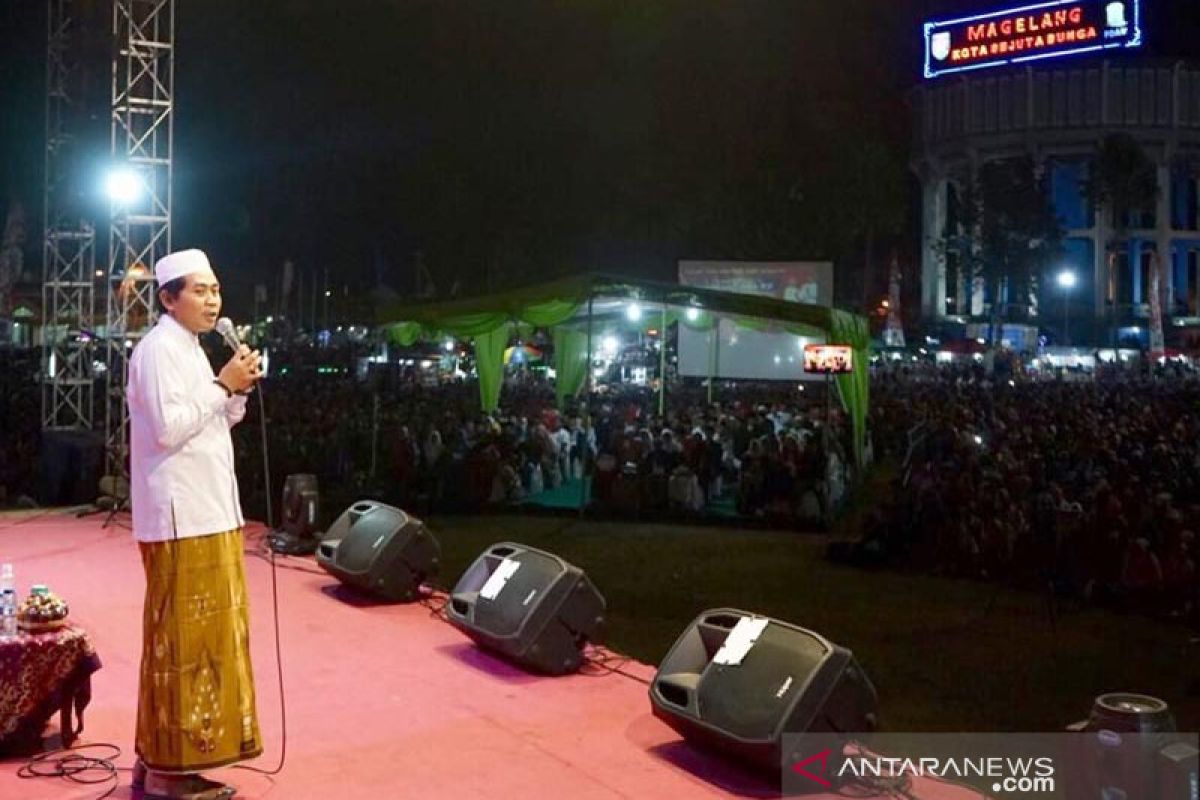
[162,272,221,334]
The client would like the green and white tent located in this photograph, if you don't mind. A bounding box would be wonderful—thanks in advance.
[380,273,871,466]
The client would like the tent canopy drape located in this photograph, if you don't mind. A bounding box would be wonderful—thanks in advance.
[380,273,871,466]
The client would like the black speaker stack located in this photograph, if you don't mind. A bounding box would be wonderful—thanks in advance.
[445,542,606,675]
[649,608,879,781]
[268,474,322,555]
[315,500,441,602]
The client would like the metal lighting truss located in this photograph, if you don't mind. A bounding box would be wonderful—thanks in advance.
[104,0,173,479]
[42,0,97,431]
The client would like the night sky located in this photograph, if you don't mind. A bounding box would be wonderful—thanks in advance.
[3,0,1198,320]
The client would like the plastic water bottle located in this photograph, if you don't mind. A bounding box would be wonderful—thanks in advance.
[0,562,15,639]
[0,594,14,639]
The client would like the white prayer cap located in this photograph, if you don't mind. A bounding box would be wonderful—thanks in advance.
[154,249,214,285]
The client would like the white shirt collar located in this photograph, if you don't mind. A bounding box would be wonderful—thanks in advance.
[158,311,201,346]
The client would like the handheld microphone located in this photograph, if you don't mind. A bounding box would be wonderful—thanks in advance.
[215,317,242,352]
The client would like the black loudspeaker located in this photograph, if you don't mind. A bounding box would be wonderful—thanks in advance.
[315,500,440,602]
[649,609,878,778]
[447,542,605,675]
[268,474,320,555]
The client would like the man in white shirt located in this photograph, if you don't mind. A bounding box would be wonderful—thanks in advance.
[127,249,263,800]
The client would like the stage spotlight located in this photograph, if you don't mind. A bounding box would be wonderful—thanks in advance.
[685,307,701,322]
[443,339,455,352]
[104,167,144,204]
[601,335,619,356]
[626,303,642,322]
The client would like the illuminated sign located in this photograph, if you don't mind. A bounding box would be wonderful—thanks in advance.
[923,0,1141,79]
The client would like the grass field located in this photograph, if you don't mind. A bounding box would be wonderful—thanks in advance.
[424,512,1200,733]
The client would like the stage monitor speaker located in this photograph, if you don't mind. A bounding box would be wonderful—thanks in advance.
[649,608,878,777]
[447,542,605,675]
[269,474,320,555]
[315,500,439,602]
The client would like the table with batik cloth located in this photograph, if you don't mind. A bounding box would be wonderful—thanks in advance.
[0,625,102,755]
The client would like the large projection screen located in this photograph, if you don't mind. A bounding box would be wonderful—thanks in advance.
[677,261,833,382]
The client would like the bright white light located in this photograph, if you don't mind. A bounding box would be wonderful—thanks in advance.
[443,340,455,352]
[773,355,781,365]
[105,167,144,204]
[324,290,331,297]
[266,315,274,323]
[685,307,701,322]
[1056,269,1077,289]
[975,337,986,345]
[973,434,983,446]
[420,359,432,368]
[94,269,104,278]
[601,335,619,355]
[626,303,642,322]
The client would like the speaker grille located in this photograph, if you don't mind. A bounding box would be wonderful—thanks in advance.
[473,549,565,637]
[696,622,829,740]
[335,504,409,573]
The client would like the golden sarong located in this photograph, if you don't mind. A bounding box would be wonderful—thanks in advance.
[136,529,262,772]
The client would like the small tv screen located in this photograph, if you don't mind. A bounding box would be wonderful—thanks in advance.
[803,345,853,374]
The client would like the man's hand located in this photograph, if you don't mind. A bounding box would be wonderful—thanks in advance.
[218,345,263,393]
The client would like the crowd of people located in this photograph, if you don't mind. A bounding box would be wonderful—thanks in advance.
[230,364,852,530]
[3,338,1196,623]
[862,361,1199,621]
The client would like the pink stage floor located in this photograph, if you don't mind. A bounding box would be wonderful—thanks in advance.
[0,511,972,800]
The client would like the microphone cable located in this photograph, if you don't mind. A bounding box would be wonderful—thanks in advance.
[232,368,289,777]
[17,743,125,800]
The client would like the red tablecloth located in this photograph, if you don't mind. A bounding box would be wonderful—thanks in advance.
[0,624,101,755]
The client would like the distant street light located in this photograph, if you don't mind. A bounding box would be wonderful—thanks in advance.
[1057,269,1077,345]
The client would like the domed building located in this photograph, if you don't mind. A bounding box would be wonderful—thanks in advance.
[912,0,1200,348]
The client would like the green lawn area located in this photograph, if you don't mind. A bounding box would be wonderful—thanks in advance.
[424,512,1200,733]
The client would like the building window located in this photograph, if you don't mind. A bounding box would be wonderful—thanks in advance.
[1051,160,1092,229]
[1175,244,1200,316]
[1115,205,1155,230]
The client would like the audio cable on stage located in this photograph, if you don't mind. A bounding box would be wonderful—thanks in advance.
[581,644,651,685]
[18,743,125,800]
[233,384,289,778]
